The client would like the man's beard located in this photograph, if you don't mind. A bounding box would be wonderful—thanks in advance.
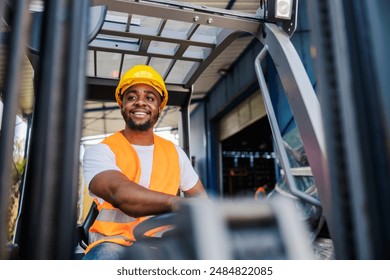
[121,109,159,132]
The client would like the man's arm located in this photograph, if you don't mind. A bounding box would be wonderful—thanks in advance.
[183,179,208,198]
[89,170,183,218]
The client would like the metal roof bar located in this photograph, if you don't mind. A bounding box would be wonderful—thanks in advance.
[91,0,264,33]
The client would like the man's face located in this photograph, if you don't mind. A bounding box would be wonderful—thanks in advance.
[120,83,162,131]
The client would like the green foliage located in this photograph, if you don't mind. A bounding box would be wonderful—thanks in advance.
[8,138,26,242]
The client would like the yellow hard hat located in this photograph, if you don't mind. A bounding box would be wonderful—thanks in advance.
[115,65,168,109]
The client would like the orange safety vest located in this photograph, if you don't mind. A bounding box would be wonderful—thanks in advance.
[85,131,180,254]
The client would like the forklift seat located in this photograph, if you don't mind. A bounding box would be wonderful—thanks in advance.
[77,202,98,250]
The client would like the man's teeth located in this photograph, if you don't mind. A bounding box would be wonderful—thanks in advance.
[134,112,147,116]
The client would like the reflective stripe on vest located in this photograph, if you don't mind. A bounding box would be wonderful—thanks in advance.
[89,232,132,245]
[95,208,137,223]
[85,131,180,254]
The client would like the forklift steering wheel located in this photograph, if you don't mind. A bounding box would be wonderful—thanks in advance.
[133,212,178,241]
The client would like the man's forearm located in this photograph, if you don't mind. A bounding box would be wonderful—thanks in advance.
[90,170,183,218]
[113,184,183,217]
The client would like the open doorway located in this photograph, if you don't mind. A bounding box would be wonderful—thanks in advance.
[221,117,276,198]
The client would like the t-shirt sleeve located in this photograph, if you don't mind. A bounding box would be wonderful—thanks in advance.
[82,143,121,190]
[175,145,199,192]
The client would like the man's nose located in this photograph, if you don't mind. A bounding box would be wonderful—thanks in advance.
[135,98,147,106]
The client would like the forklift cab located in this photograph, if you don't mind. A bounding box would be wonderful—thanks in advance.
[71,0,324,260]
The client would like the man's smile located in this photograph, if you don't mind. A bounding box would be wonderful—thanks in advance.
[131,110,150,119]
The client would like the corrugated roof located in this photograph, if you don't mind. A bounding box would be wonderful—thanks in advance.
[82,0,262,139]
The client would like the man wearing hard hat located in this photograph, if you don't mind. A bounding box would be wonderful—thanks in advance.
[82,65,207,259]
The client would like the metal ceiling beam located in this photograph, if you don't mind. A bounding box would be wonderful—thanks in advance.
[18,0,89,259]
[184,29,245,87]
[0,0,32,260]
[91,0,263,34]
[226,0,237,10]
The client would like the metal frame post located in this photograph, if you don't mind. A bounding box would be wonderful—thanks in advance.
[0,0,31,260]
[18,0,89,259]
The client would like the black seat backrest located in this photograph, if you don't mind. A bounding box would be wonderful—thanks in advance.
[77,202,98,249]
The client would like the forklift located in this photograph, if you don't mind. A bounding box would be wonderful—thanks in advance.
[1,0,389,260]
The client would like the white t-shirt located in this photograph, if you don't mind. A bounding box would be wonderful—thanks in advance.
[83,143,199,197]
